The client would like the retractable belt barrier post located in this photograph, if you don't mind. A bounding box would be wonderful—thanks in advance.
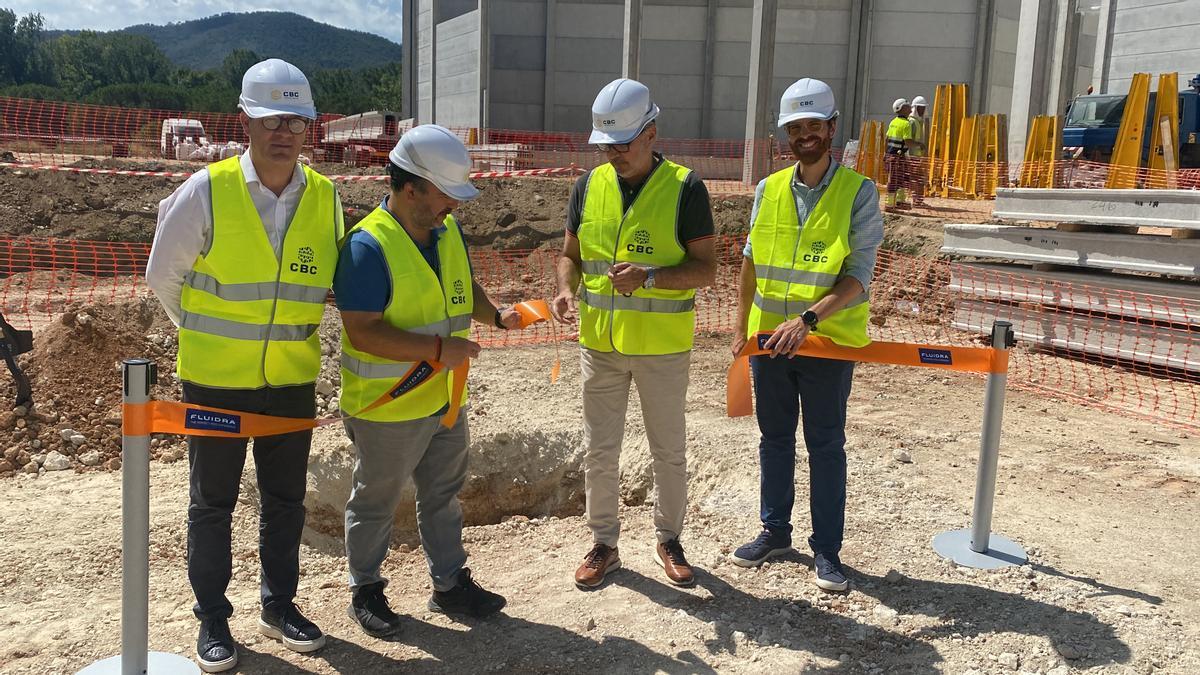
[78,359,199,675]
[728,320,1027,570]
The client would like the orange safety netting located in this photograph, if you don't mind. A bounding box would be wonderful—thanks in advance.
[0,235,1196,432]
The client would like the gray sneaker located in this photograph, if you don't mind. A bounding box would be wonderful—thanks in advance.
[813,551,849,591]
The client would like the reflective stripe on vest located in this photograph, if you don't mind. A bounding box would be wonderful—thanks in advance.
[177,155,338,388]
[576,158,696,355]
[339,207,474,422]
[746,164,871,348]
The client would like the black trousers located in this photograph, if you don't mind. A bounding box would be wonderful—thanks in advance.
[183,381,315,621]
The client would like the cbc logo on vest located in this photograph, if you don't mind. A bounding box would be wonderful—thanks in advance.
[627,229,654,255]
[802,240,829,264]
[451,279,467,305]
[290,246,319,274]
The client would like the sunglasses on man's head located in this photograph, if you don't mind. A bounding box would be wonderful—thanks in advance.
[261,116,310,134]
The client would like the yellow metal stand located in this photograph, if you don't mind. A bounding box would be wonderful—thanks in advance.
[1148,72,1179,188]
[1020,115,1058,188]
[857,119,886,185]
[927,83,968,198]
[1106,72,1151,189]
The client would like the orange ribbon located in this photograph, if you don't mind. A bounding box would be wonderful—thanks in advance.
[728,331,1009,417]
[511,299,561,383]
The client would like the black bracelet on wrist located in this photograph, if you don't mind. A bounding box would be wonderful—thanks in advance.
[494,308,507,329]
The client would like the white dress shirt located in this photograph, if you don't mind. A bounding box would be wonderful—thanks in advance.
[146,151,343,326]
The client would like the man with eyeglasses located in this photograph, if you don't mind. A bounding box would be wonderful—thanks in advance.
[550,78,717,590]
[729,78,883,593]
[147,58,341,673]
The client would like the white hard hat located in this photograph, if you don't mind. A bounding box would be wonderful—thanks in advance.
[892,98,910,113]
[238,59,316,120]
[388,124,479,201]
[778,78,838,127]
[912,95,927,107]
[589,78,660,145]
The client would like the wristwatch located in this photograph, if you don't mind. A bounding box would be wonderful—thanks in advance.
[801,310,819,330]
[642,267,658,289]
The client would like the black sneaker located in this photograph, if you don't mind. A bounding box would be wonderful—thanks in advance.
[428,567,507,618]
[196,618,238,673]
[731,529,792,567]
[813,551,850,592]
[350,581,403,638]
[258,602,326,653]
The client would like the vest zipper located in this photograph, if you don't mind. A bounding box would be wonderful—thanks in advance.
[608,159,666,354]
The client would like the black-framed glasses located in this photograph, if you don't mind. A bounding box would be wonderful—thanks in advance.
[261,116,310,134]
[596,126,649,154]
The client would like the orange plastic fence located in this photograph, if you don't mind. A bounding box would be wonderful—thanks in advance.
[0,235,1196,432]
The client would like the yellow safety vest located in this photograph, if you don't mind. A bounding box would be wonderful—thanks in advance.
[577,159,696,355]
[177,156,339,388]
[339,207,473,422]
[908,115,925,157]
[746,164,871,348]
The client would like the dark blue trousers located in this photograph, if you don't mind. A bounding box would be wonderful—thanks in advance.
[750,354,855,554]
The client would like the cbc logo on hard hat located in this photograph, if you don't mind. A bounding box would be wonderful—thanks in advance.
[270,89,282,101]
[791,99,814,111]
[270,89,301,101]
[601,119,616,127]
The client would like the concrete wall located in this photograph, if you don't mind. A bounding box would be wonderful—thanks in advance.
[1105,0,1200,95]
[984,0,1021,116]
[489,0,548,130]
[433,10,482,127]
[866,0,979,124]
[416,0,434,124]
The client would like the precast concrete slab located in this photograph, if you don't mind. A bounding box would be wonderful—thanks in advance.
[941,224,1200,277]
[993,188,1200,229]
[949,263,1200,327]
[953,299,1200,373]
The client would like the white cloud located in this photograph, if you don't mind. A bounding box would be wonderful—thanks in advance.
[11,0,403,45]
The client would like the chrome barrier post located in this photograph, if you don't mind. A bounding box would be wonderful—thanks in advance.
[78,359,198,675]
[933,321,1028,569]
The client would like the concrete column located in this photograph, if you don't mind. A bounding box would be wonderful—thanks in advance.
[743,0,778,185]
[1007,0,1054,165]
[623,0,643,80]
[478,1,490,133]
[402,0,416,120]
[1092,0,1115,93]
[971,0,995,115]
[844,0,869,142]
[543,0,557,130]
[700,0,718,138]
[1047,0,1080,120]
[430,0,439,124]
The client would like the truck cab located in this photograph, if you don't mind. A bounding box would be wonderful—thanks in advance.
[1061,74,1200,167]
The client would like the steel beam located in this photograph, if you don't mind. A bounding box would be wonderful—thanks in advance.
[953,300,1200,373]
[949,263,1200,327]
[993,188,1200,229]
[942,224,1200,277]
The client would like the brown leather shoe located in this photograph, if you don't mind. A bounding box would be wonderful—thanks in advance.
[655,539,695,587]
[574,543,620,589]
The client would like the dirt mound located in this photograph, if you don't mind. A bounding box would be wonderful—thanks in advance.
[0,296,182,478]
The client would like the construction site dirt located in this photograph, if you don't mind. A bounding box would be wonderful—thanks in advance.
[0,159,1196,674]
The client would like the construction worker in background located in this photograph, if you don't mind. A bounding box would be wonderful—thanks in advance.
[550,78,717,590]
[336,125,521,636]
[885,97,916,210]
[730,78,883,593]
[146,59,340,672]
[908,95,928,206]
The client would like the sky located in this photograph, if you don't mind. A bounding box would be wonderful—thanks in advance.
[9,0,404,45]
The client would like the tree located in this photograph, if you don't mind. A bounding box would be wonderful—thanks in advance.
[46,31,173,99]
[220,48,260,87]
[0,10,49,86]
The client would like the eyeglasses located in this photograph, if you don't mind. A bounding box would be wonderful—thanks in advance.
[596,126,649,154]
[261,116,310,134]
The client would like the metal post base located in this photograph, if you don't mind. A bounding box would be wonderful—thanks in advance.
[933,529,1027,570]
[77,652,200,675]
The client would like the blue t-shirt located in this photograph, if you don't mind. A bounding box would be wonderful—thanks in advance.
[332,198,457,313]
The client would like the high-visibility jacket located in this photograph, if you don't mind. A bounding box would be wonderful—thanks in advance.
[886,117,912,156]
[177,156,338,388]
[339,207,473,422]
[907,114,925,157]
[746,164,871,348]
[577,159,696,355]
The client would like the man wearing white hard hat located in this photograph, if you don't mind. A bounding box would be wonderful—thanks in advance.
[908,95,928,205]
[336,124,521,636]
[885,97,919,209]
[730,78,883,593]
[550,77,717,589]
[147,58,340,671]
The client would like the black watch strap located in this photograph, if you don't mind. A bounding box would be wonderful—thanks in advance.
[494,308,507,329]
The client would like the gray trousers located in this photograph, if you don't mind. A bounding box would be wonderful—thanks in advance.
[343,414,469,593]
